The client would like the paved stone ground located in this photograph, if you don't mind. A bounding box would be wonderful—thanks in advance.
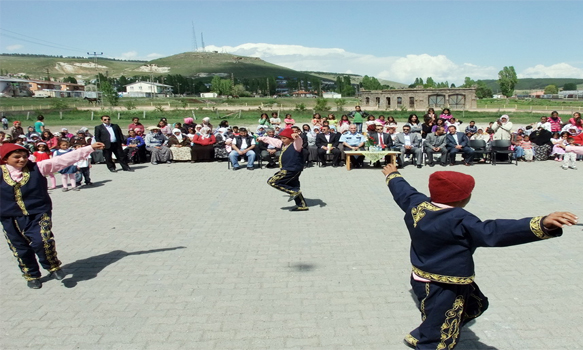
[1,158,582,350]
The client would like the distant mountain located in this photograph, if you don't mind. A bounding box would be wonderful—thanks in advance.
[0,52,321,81]
[304,71,408,88]
[480,78,583,92]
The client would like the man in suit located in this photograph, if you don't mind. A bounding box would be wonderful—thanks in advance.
[394,125,423,168]
[315,125,341,167]
[94,115,132,172]
[424,126,448,167]
[445,125,475,166]
[369,123,394,167]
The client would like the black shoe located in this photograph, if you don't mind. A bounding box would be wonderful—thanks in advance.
[123,168,134,172]
[440,163,448,167]
[416,165,423,168]
[27,279,42,289]
[109,169,117,173]
[290,206,309,212]
[247,167,254,171]
[85,182,93,186]
[319,164,327,168]
[52,269,66,280]
[233,166,241,171]
[428,163,435,167]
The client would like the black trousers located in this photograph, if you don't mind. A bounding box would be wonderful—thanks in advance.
[75,167,91,185]
[406,277,489,349]
[103,142,130,171]
[317,147,341,165]
[1,212,61,280]
[267,169,307,207]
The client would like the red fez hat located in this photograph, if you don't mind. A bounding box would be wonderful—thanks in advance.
[0,143,29,164]
[278,128,294,139]
[429,171,475,204]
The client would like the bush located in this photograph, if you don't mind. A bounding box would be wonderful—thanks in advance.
[50,99,69,110]
[314,98,330,112]
[154,104,165,113]
[124,100,137,110]
[295,103,306,112]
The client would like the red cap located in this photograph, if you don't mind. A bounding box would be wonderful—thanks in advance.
[429,171,475,204]
[278,128,294,139]
[0,143,29,164]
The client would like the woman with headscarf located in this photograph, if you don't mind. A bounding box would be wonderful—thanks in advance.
[191,126,216,162]
[145,126,173,165]
[201,117,213,132]
[491,115,513,141]
[530,127,553,161]
[306,125,320,165]
[182,117,196,134]
[214,127,231,160]
[167,128,192,162]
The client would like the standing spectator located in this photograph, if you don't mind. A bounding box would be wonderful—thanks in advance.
[94,115,132,172]
[439,108,452,120]
[229,127,256,170]
[54,140,78,192]
[73,144,92,186]
[338,115,351,134]
[269,112,281,127]
[34,115,45,133]
[61,128,74,139]
[8,120,24,139]
[421,115,434,139]
[465,121,478,137]
[548,111,563,133]
[127,117,145,134]
[32,142,56,189]
[41,130,59,151]
[1,116,8,130]
[491,115,513,140]
[348,106,369,133]
[426,107,437,122]
[283,114,295,129]
[405,114,422,134]
[258,113,271,127]
[144,126,172,165]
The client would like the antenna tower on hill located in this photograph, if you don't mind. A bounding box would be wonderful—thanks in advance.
[201,32,206,52]
[191,22,198,52]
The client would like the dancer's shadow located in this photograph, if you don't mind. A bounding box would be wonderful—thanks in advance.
[76,179,112,189]
[280,197,327,210]
[407,289,499,350]
[60,246,186,288]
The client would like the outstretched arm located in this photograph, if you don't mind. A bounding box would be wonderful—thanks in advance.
[382,164,430,212]
[38,143,104,176]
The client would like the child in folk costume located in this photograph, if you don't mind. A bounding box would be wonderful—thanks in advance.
[32,142,56,189]
[381,163,577,349]
[54,140,78,192]
[257,128,308,211]
[0,142,104,289]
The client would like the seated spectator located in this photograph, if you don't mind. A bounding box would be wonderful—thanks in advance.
[256,125,266,137]
[445,125,474,166]
[168,128,192,162]
[421,115,434,139]
[192,126,216,162]
[61,128,74,139]
[465,121,478,137]
[533,116,552,132]
[270,112,281,127]
[229,127,256,170]
[340,124,366,168]
[431,118,446,133]
[424,126,448,167]
[470,128,490,162]
[394,125,423,168]
[338,115,351,134]
[567,112,582,131]
[123,129,146,163]
[185,127,196,141]
[25,126,35,139]
[182,117,196,134]
[145,126,172,165]
[492,115,513,140]
[551,132,569,161]
[292,125,310,166]
[214,127,231,161]
[519,135,534,161]
[405,114,422,134]
[201,117,213,131]
[259,128,281,168]
[306,125,320,165]
[369,123,394,167]
[315,125,341,167]
[530,127,553,161]
[128,117,145,134]
[445,117,462,129]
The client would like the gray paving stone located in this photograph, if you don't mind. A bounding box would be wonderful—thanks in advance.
[1,160,582,349]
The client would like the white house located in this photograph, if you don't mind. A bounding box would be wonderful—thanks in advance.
[200,92,218,98]
[125,81,173,97]
[323,92,342,99]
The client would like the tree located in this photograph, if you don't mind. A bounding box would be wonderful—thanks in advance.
[335,98,346,111]
[335,76,343,94]
[461,77,476,88]
[101,80,119,106]
[544,84,558,94]
[563,82,577,90]
[314,98,330,112]
[475,80,493,99]
[342,76,355,97]
[63,76,77,84]
[210,76,222,93]
[424,77,436,88]
[498,66,518,97]
[361,75,382,90]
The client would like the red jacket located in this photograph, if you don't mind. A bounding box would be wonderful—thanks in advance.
[193,134,216,146]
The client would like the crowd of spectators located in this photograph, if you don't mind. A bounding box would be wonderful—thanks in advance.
[1,108,581,175]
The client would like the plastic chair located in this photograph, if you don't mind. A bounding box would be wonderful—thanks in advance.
[469,140,488,163]
[490,140,517,166]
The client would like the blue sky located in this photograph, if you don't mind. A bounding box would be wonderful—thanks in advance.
[1,0,582,84]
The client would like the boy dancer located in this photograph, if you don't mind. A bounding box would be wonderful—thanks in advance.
[0,142,104,289]
[381,163,577,349]
[257,128,308,211]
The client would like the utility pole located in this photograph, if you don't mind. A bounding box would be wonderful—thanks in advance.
[87,51,103,92]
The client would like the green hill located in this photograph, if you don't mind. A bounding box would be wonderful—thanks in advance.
[305,71,408,88]
[480,78,583,93]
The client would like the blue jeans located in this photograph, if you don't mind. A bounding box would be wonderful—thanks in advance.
[229,150,256,168]
[514,146,524,158]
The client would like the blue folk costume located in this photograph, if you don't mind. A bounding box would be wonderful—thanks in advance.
[385,171,562,349]
[265,129,307,211]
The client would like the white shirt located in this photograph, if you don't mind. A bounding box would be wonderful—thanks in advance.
[404,134,411,146]
[104,123,117,143]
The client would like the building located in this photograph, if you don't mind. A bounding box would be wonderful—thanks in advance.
[0,77,33,97]
[200,92,218,98]
[323,92,342,99]
[125,81,173,97]
[359,87,477,110]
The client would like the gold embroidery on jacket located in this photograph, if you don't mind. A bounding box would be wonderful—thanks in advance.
[1,165,30,215]
[404,334,418,347]
[437,295,464,349]
[530,216,552,239]
[385,173,402,184]
[412,266,474,285]
[411,201,443,228]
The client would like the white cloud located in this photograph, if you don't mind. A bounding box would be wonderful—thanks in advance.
[6,44,23,51]
[519,63,583,78]
[204,43,498,84]
[117,51,164,61]
[120,51,138,60]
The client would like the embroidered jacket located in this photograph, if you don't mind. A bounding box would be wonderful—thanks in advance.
[385,172,562,285]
